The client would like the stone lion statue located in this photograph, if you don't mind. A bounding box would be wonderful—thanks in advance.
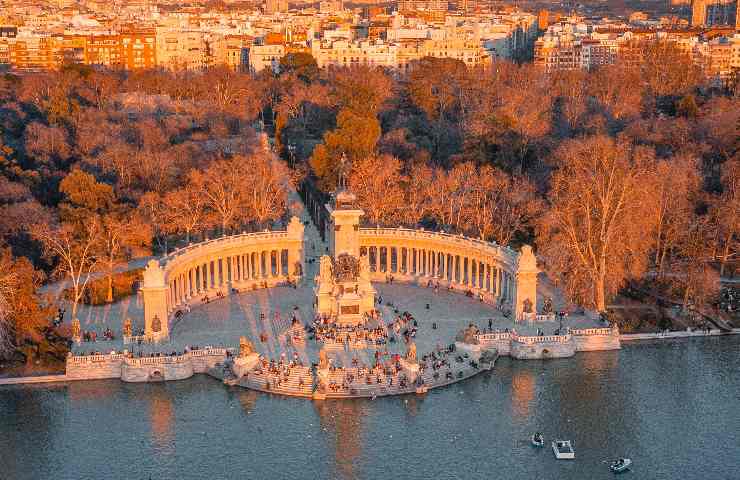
[455,324,480,345]
[239,336,255,357]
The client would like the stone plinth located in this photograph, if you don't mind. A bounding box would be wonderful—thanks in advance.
[232,353,261,378]
[515,245,538,321]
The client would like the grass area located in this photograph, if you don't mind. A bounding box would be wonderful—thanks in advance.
[64,268,144,306]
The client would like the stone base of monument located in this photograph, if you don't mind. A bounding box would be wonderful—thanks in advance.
[232,353,261,378]
[415,385,429,394]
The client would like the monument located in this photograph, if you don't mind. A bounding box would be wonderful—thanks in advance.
[314,178,376,325]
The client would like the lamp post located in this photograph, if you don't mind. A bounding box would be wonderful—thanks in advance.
[287,143,296,168]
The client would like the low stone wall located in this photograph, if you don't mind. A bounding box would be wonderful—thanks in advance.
[475,328,621,359]
[65,353,125,380]
[121,356,194,382]
[476,332,512,356]
[65,348,228,383]
[510,335,576,359]
[571,328,621,351]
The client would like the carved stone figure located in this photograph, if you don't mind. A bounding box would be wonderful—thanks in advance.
[71,318,81,339]
[542,297,553,315]
[318,347,329,370]
[406,341,417,363]
[334,253,359,282]
[319,256,334,284]
[523,298,533,314]
[151,315,162,333]
[359,254,371,282]
[123,318,132,337]
[239,336,255,357]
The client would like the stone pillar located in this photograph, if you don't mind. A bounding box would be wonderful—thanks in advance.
[277,250,283,278]
[375,247,380,272]
[142,260,169,342]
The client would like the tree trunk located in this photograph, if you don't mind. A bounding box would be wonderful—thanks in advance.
[719,238,730,277]
[106,273,113,303]
[595,272,606,312]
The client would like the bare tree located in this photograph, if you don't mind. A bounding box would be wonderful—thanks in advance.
[33,220,101,320]
[349,154,405,226]
[538,136,656,311]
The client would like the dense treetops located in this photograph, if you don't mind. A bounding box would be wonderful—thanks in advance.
[0,40,737,361]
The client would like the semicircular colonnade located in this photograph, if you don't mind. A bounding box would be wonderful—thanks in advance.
[140,220,537,342]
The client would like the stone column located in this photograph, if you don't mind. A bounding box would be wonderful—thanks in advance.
[142,260,169,342]
[277,250,283,278]
[375,247,380,272]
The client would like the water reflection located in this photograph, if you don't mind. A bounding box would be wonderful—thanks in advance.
[148,386,175,453]
[314,400,368,480]
[511,368,535,417]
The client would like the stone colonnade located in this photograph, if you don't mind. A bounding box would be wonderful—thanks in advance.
[141,217,305,341]
[358,228,528,308]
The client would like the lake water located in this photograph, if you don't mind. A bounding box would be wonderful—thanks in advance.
[2,336,738,480]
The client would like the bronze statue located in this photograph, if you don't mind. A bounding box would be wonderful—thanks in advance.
[71,318,81,339]
[123,318,132,337]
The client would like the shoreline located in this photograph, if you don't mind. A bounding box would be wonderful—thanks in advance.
[2,328,738,386]
[620,328,740,341]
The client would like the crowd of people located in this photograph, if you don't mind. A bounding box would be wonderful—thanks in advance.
[249,356,310,391]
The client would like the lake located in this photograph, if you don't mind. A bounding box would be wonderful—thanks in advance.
[2,336,738,480]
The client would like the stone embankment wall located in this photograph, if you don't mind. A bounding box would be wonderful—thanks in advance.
[65,349,227,383]
[475,327,620,359]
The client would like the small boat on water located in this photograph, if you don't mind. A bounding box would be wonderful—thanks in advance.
[531,433,545,447]
[552,440,575,459]
[610,458,632,473]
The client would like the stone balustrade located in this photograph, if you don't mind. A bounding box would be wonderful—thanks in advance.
[570,327,616,336]
[66,348,228,382]
[513,334,572,344]
[357,227,526,307]
[476,332,513,342]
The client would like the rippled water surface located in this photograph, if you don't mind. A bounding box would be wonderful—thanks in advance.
[2,336,739,480]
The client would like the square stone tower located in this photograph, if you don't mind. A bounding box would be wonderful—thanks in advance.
[315,188,376,325]
[328,189,363,258]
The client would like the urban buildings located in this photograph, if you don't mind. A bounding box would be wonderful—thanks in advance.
[533,16,740,85]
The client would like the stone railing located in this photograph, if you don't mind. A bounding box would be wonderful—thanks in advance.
[188,347,228,357]
[161,230,291,270]
[475,332,512,342]
[359,227,518,267]
[66,352,127,364]
[520,313,556,322]
[124,355,190,366]
[512,334,572,344]
[570,327,615,336]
